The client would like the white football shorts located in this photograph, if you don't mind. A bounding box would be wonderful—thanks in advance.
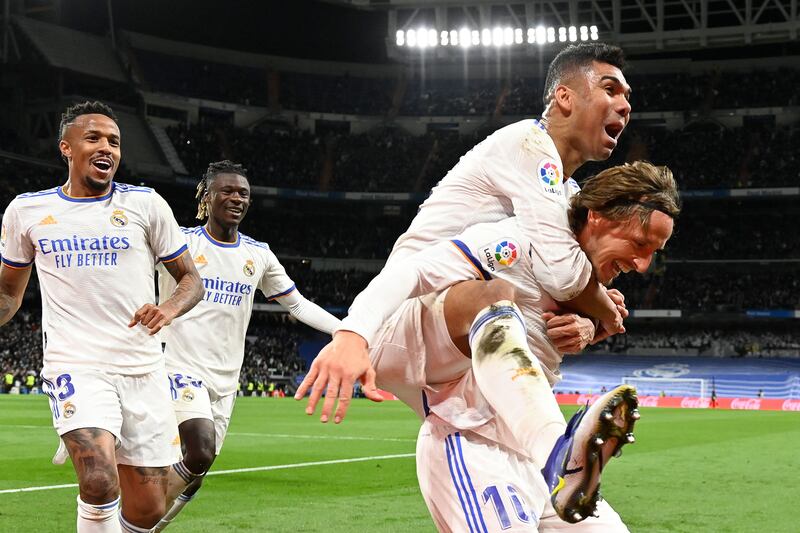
[40,366,180,467]
[416,416,629,532]
[168,372,236,455]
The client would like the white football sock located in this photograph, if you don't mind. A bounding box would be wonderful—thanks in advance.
[76,495,122,533]
[469,301,566,466]
[119,513,150,533]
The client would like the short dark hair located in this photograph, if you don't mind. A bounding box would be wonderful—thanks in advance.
[543,43,626,106]
[59,100,118,141]
[195,160,249,219]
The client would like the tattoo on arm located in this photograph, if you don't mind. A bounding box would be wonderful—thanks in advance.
[161,254,204,319]
[0,265,31,326]
[0,293,18,326]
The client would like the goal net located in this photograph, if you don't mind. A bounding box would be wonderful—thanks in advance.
[621,377,709,399]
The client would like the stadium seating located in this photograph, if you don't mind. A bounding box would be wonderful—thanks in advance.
[554,354,800,399]
[1,31,798,395]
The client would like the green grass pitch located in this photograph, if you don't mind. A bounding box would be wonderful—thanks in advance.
[1,395,798,532]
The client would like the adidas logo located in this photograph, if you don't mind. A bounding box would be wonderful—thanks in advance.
[39,215,57,225]
[194,255,208,265]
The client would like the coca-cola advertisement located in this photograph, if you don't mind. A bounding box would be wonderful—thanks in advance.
[556,394,793,411]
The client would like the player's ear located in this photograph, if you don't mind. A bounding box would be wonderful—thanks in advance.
[58,139,71,162]
[587,210,603,227]
[553,84,573,115]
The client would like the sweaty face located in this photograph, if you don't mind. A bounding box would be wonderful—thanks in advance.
[59,114,121,192]
[569,61,632,162]
[206,173,251,228]
[584,210,673,286]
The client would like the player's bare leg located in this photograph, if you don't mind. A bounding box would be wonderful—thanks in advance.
[152,418,216,532]
[63,428,122,533]
[116,465,168,531]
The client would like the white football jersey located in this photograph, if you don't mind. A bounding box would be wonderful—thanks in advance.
[389,119,589,302]
[0,183,188,375]
[369,217,578,386]
[157,227,296,396]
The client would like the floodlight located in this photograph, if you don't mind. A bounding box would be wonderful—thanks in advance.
[450,30,458,46]
[418,28,428,48]
[536,26,546,45]
[503,27,513,45]
[428,29,438,47]
[558,27,567,42]
[547,27,556,43]
[407,29,417,47]
[493,27,503,46]
[514,28,523,44]
[527,28,535,44]
[568,26,577,42]
[396,30,404,47]
[481,28,492,46]
[471,30,480,46]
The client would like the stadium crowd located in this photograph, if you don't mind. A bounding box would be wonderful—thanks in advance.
[590,325,800,357]
[2,60,799,395]
[165,121,800,192]
[131,48,800,115]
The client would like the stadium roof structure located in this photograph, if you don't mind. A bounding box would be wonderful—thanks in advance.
[325,0,800,59]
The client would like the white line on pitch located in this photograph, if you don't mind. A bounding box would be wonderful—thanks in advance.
[228,432,415,443]
[4,426,416,443]
[0,453,415,495]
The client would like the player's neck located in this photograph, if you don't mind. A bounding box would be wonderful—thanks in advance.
[204,220,238,243]
[542,119,582,177]
[63,177,112,198]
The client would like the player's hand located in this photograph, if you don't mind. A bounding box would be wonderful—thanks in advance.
[606,288,629,319]
[590,289,628,344]
[128,303,174,335]
[294,330,383,423]
[542,312,596,354]
[598,297,625,340]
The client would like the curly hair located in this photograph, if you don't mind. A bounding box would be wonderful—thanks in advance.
[59,101,118,141]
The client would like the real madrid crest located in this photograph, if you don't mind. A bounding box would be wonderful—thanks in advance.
[181,388,195,402]
[243,259,255,277]
[110,209,128,227]
[63,401,76,418]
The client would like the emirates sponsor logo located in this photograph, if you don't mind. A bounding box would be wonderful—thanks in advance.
[781,400,800,411]
[680,397,710,409]
[730,398,762,410]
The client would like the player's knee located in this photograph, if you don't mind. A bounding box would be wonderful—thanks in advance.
[123,504,165,528]
[78,466,119,503]
[481,278,517,305]
[184,436,216,474]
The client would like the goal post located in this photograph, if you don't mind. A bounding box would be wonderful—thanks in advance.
[622,376,709,399]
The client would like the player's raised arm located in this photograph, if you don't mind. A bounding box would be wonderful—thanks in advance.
[486,128,623,334]
[295,240,481,423]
